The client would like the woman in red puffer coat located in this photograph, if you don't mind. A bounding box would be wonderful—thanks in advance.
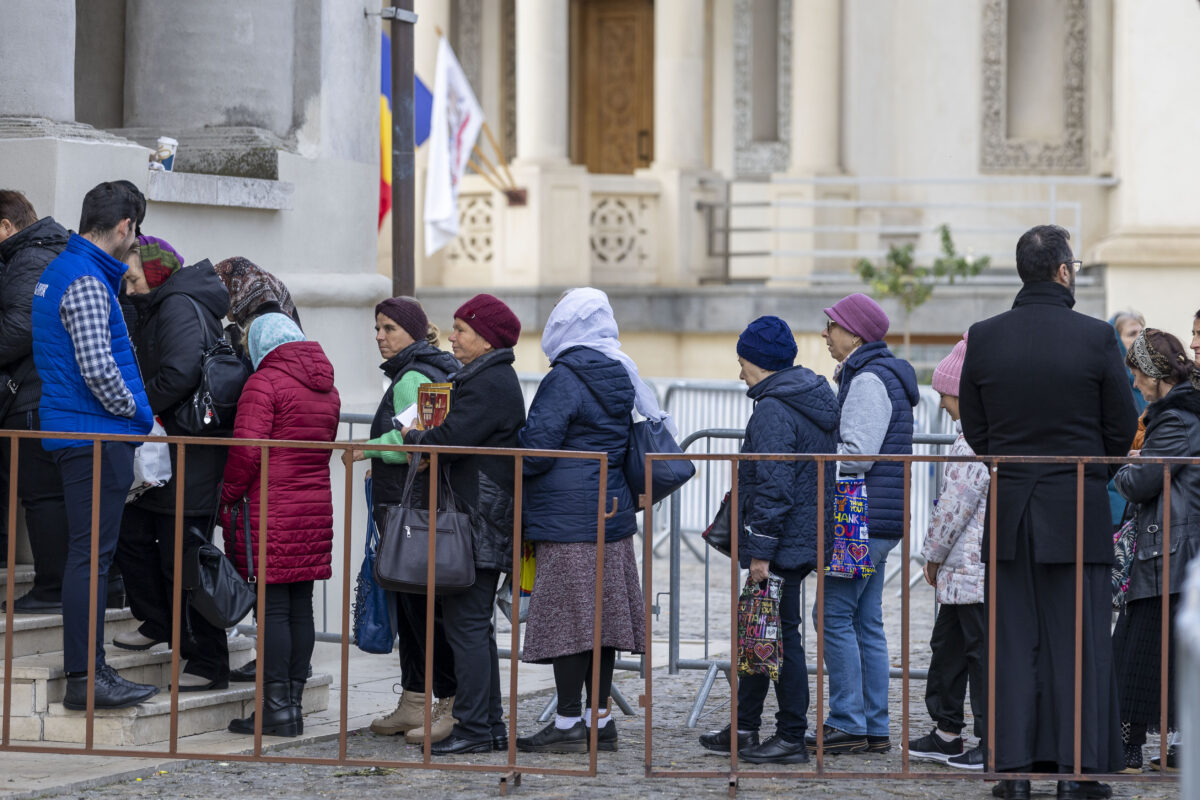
[219,313,341,737]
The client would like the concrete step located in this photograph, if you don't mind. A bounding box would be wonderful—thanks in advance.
[0,607,142,658]
[0,636,256,719]
[0,564,36,603]
[39,672,333,745]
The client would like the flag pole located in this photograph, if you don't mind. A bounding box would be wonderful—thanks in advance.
[481,122,516,189]
[468,157,505,193]
[390,0,415,297]
[471,144,511,190]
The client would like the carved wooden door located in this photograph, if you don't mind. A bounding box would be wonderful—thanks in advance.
[575,0,654,174]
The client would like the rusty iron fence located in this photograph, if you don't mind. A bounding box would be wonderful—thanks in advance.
[0,429,1184,795]
[641,449,1182,793]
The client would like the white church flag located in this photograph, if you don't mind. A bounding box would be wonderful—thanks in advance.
[424,37,484,256]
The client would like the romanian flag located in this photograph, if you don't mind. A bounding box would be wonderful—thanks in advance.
[380,32,434,230]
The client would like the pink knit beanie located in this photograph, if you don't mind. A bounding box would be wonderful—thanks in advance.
[932,335,968,397]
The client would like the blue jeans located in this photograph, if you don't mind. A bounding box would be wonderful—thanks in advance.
[815,537,899,736]
[738,567,811,742]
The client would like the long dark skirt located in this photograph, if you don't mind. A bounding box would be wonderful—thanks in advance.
[1112,593,1179,731]
[521,537,645,664]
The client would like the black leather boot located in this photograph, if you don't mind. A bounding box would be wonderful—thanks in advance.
[290,680,306,735]
[228,681,301,737]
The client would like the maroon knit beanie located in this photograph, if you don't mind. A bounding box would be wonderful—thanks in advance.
[375,297,428,343]
[454,293,521,349]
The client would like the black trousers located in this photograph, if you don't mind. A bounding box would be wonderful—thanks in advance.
[440,569,503,741]
[737,566,810,742]
[991,520,1122,773]
[553,647,615,718]
[0,410,69,600]
[924,601,985,737]
[396,592,457,698]
[115,505,229,681]
[55,441,133,673]
[263,581,315,685]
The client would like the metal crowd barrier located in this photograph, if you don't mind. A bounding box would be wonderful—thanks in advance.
[642,448,1181,791]
[1178,558,1200,796]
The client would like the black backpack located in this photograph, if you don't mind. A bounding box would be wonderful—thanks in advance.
[173,295,250,434]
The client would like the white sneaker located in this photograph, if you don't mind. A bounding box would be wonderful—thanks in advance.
[113,630,167,651]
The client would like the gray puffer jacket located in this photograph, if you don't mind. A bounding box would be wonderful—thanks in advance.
[1114,381,1200,602]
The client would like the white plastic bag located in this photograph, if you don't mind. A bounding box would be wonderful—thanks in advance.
[128,420,172,502]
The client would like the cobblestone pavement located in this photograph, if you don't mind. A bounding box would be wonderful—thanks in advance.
[44,537,1180,799]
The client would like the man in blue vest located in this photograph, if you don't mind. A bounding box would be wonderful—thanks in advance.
[31,182,157,709]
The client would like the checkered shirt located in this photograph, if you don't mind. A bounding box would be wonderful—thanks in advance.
[59,276,136,418]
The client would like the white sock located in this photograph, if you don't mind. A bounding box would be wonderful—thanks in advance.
[583,708,612,728]
[936,728,960,742]
[555,714,582,730]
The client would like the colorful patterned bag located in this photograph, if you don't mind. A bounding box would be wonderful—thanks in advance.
[827,475,875,579]
[737,573,784,681]
[1112,514,1138,610]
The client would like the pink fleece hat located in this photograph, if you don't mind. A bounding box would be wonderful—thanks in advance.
[824,293,890,342]
[932,335,968,397]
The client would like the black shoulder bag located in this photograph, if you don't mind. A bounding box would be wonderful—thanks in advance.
[182,499,256,628]
[173,296,250,435]
[0,358,36,423]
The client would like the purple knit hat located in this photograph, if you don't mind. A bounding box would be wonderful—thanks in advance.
[375,297,428,343]
[454,293,521,349]
[932,335,968,397]
[824,293,890,342]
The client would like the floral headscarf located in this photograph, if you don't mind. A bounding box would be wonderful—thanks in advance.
[213,256,300,328]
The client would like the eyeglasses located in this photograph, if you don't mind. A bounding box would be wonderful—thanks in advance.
[824,319,837,333]
[1065,259,1082,273]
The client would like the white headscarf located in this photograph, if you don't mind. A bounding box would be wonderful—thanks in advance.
[541,288,676,435]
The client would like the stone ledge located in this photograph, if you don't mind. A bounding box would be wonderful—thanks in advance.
[146,169,293,211]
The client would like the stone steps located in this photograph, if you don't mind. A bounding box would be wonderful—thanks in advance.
[0,607,142,658]
[0,564,36,600]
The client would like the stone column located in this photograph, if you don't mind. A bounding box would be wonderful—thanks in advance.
[0,0,75,120]
[651,0,705,171]
[788,0,841,174]
[124,0,295,137]
[515,0,569,164]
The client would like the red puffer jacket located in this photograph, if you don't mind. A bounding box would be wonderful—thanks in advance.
[220,340,341,583]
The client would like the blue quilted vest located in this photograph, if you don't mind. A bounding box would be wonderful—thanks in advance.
[836,341,917,540]
[32,233,153,450]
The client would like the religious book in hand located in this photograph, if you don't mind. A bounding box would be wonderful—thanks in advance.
[417,383,452,428]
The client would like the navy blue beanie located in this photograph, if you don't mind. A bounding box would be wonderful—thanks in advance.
[737,315,797,371]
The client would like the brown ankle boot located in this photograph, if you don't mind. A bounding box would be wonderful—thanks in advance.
[405,696,456,744]
[370,690,425,736]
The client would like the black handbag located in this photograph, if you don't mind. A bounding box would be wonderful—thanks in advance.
[623,418,696,505]
[173,290,250,435]
[0,358,35,422]
[182,525,256,628]
[702,491,733,557]
[374,455,475,595]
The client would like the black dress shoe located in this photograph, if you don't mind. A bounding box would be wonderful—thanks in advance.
[593,721,618,752]
[804,724,868,754]
[172,674,230,692]
[2,592,62,614]
[517,720,588,753]
[63,664,158,710]
[992,780,1031,800]
[1056,780,1112,800]
[699,724,759,753]
[229,659,257,683]
[430,733,493,755]
[741,733,810,764]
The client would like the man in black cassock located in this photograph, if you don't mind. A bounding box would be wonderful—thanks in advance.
[959,225,1137,800]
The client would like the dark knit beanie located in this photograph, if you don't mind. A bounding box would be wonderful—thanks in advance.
[375,297,428,343]
[454,293,521,349]
[737,315,797,372]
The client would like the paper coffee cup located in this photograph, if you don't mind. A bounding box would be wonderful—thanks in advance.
[155,137,178,171]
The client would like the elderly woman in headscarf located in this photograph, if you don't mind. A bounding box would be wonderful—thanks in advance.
[220,314,341,737]
[212,257,301,356]
[113,237,235,691]
[1107,310,1149,528]
[514,288,652,755]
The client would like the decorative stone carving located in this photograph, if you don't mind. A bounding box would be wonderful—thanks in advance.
[502,0,516,163]
[446,194,494,266]
[980,0,1088,173]
[733,0,792,177]
[590,196,649,271]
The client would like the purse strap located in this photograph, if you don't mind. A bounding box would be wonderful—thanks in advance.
[399,452,459,512]
[241,496,256,583]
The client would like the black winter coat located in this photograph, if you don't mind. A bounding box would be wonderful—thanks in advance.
[0,217,69,417]
[403,348,526,573]
[129,261,232,518]
[738,365,840,571]
[960,281,1138,564]
[519,346,637,544]
[1114,382,1200,602]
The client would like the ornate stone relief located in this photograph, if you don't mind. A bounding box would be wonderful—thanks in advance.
[447,194,494,266]
[980,0,1088,173]
[733,0,792,177]
[503,0,516,163]
[590,196,650,271]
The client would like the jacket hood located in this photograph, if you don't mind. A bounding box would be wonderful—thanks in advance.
[0,217,69,264]
[555,346,635,419]
[381,339,460,380]
[260,340,335,392]
[146,259,230,319]
[748,365,840,433]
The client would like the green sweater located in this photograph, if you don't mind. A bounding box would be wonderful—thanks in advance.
[362,370,430,464]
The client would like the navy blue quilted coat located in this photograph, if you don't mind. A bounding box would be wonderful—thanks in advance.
[519,346,638,544]
[738,365,840,571]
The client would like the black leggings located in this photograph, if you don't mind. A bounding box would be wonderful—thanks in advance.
[263,582,315,684]
[553,647,616,718]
